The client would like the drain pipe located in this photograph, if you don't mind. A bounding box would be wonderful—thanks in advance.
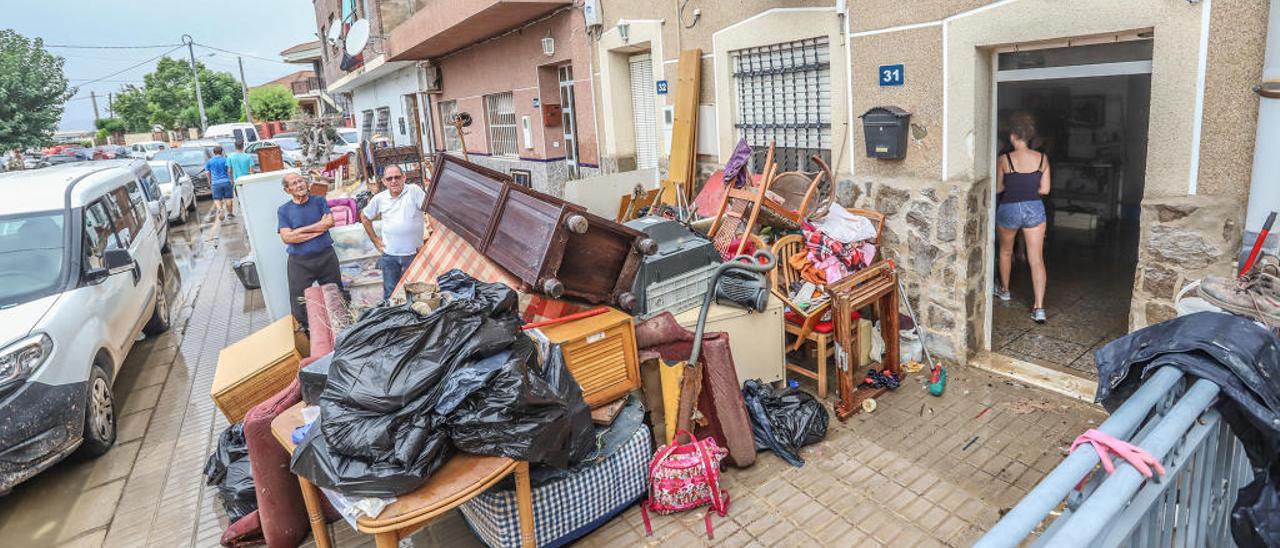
[1242,1,1280,264]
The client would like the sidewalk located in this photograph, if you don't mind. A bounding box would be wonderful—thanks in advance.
[0,211,1106,547]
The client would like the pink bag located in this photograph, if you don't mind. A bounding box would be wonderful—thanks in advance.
[640,429,730,539]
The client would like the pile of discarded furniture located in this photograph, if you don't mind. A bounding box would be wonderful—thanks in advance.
[205,124,905,546]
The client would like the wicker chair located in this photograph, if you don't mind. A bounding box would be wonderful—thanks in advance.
[770,207,886,399]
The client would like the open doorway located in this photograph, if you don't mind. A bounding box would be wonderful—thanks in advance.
[989,40,1152,381]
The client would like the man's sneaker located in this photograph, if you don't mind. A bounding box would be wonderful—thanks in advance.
[1198,272,1280,324]
[1032,308,1047,323]
[995,288,1012,301]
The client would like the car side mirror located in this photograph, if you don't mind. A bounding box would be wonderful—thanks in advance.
[104,248,135,275]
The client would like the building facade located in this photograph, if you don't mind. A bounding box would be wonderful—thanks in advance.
[585,0,1272,391]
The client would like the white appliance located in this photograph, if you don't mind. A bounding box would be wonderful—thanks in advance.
[674,298,785,386]
[235,169,299,320]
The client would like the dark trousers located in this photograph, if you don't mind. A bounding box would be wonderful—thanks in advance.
[286,247,343,325]
[379,253,416,300]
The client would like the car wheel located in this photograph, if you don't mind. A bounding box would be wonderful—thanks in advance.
[143,267,171,335]
[76,364,116,458]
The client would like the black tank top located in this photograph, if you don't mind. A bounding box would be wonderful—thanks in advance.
[999,152,1045,204]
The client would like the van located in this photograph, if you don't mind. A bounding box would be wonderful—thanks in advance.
[204,123,261,145]
[0,162,171,493]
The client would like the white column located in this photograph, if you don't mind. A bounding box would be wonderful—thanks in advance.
[1243,1,1280,260]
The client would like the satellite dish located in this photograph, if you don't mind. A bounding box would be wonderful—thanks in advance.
[325,23,342,46]
[345,19,370,57]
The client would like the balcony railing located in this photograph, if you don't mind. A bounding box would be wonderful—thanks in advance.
[292,77,325,96]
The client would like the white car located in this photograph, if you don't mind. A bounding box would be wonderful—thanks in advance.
[0,162,171,493]
[203,123,261,144]
[333,128,360,158]
[128,141,169,160]
[148,160,196,224]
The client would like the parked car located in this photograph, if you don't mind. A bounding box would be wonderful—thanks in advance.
[45,154,82,166]
[204,123,261,145]
[152,147,213,198]
[271,131,297,140]
[148,160,196,224]
[108,160,169,252]
[128,141,169,160]
[267,137,303,165]
[92,146,128,161]
[22,154,48,170]
[0,162,171,494]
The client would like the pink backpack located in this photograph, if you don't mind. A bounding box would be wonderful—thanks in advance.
[640,429,730,539]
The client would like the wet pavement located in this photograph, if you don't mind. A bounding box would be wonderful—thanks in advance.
[0,199,1107,547]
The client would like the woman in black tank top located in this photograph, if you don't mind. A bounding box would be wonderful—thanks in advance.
[995,113,1052,323]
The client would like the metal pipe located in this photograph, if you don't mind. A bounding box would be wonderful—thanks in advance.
[1242,1,1280,263]
[975,367,1186,548]
[1042,378,1221,548]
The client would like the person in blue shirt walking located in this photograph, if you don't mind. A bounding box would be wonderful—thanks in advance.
[277,172,341,326]
[205,145,235,219]
[227,141,255,183]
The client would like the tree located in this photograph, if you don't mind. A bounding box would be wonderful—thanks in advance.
[111,85,152,133]
[247,85,298,122]
[140,57,242,130]
[0,30,75,152]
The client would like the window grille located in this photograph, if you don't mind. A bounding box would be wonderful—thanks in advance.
[438,100,460,151]
[485,92,518,157]
[731,36,832,172]
[374,107,391,138]
[361,109,374,137]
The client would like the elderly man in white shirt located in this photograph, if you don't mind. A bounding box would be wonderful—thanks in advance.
[359,165,427,299]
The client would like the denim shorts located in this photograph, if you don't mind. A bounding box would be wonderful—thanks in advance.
[996,200,1047,229]
[211,182,234,200]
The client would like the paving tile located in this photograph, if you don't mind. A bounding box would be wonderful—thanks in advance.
[85,441,141,488]
[56,480,126,543]
[58,529,107,548]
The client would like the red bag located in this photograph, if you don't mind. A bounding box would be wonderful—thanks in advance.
[640,429,730,539]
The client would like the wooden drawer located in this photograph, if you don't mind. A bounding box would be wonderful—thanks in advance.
[535,309,640,408]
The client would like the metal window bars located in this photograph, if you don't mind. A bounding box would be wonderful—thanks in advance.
[731,36,833,173]
[484,92,518,157]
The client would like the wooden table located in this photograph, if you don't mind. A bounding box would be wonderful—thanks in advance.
[270,402,536,548]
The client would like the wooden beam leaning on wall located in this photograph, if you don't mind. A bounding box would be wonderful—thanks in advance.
[661,49,702,208]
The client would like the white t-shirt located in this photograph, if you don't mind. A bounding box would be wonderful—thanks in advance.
[362,184,427,256]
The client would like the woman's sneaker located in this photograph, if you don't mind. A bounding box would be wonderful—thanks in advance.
[1032,308,1047,323]
[995,288,1012,301]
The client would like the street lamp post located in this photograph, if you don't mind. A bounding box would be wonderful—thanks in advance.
[183,34,208,133]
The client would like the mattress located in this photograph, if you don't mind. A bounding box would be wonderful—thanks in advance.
[459,424,650,548]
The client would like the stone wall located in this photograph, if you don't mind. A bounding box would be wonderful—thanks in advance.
[844,176,989,363]
[1131,195,1243,327]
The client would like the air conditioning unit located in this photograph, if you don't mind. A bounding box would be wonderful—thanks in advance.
[418,62,443,94]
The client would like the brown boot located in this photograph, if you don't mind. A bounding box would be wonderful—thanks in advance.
[1198,269,1280,325]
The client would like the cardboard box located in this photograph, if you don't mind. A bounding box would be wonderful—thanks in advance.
[211,316,304,423]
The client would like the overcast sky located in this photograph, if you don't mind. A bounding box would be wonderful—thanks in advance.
[6,0,318,131]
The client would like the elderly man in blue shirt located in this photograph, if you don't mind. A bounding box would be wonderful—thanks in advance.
[277,172,341,326]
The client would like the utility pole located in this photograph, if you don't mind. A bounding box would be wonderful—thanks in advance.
[90,91,100,123]
[183,34,208,133]
[108,93,114,118]
[238,56,254,124]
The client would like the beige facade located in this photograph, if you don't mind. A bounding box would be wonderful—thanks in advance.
[588,0,1270,372]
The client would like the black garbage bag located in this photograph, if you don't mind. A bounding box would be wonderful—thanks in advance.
[441,335,595,468]
[204,424,257,522]
[742,379,828,467]
[291,269,594,498]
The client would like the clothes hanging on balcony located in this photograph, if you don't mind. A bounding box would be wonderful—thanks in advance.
[1094,311,1280,548]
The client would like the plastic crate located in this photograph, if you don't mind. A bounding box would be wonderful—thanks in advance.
[641,263,717,319]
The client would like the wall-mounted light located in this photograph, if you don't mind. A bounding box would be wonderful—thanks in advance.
[617,23,630,44]
[542,33,555,57]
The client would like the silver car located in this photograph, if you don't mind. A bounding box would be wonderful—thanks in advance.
[0,163,171,493]
[148,160,196,225]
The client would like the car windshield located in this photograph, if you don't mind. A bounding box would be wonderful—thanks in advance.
[271,138,300,151]
[152,166,173,183]
[154,149,207,166]
[339,131,359,144]
[0,211,66,308]
[143,143,164,151]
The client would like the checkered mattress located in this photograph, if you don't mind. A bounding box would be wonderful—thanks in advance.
[459,425,651,548]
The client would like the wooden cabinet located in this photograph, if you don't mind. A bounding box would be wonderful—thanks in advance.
[532,309,640,408]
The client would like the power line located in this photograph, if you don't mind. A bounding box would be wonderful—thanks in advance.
[45,43,182,49]
[74,46,183,87]
[194,43,295,66]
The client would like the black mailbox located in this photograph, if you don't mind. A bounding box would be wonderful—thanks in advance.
[860,106,911,160]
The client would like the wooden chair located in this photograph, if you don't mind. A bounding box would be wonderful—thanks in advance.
[770,207,886,399]
[708,143,777,259]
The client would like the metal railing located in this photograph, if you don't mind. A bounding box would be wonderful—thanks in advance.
[977,367,1254,547]
[291,77,324,96]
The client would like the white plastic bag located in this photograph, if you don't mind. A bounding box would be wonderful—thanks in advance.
[811,203,877,243]
[868,321,922,365]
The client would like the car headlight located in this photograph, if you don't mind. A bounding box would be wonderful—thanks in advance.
[0,334,52,386]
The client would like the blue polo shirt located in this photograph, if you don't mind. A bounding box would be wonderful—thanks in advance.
[227,152,254,181]
[277,196,334,256]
